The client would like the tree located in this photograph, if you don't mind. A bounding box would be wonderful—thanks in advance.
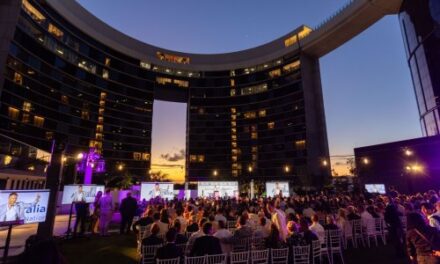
[346,158,357,176]
[149,170,169,182]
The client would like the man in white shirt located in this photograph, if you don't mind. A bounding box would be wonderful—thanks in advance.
[267,200,287,241]
[71,185,86,203]
[213,220,232,254]
[359,205,375,232]
[0,192,40,222]
[309,214,325,244]
[214,208,227,224]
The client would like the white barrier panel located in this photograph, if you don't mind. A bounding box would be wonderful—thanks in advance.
[197,181,239,199]
[140,182,174,200]
[61,185,105,205]
[365,184,386,194]
[266,182,289,197]
[0,189,50,225]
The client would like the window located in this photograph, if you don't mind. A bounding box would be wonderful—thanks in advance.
[156,77,172,85]
[284,26,312,47]
[269,69,281,78]
[198,108,205,115]
[48,23,63,39]
[45,131,53,140]
[251,146,258,153]
[22,102,31,112]
[78,60,96,74]
[173,79,189,87]
[241,83,268,96]
[156,52,190,64]
[230,79,235,86]
[190,155,197,163]
[133,152,142,161]
[142,153,150,161]
[197,155,205,162]
[105,57,111,67]
[232,142,237,148]
[244,111,256,119]
[22,0,46,23]
[295,140,306,150]
[61,95,69,104]
[22,113,30,123]
[251,132,258,139]
[230,89,236,96]
[102,69,109,79]
[8,107,19,120]
[283,61,300,72]
[33,116,44,127]
[14,72,23,85]
[231,108,236,114]
[259,109,266,117]
[268,122,275,129]
[140,61,151,69]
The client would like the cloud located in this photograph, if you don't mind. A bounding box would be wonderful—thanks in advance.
[160,149,185,162]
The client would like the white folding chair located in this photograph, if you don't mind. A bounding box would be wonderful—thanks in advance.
[251,235,266,250]
[351,219,365,248]
[184,256,206,264]
[206,253,227,264]
[270,248,289,264]
[328,229,345,264]
[231,251,249,264]
[311,240,321,264]
[141,245,162,264]
[137,226,148,253]
[232,237,251,252]
[293,245,310,264]
[375,218,387,245]
[176,243,187,255]
[321,234,330,264]
[365,219,378,247]
[342,221,355,249]
[251,249,269,264]
[157,257,180,264]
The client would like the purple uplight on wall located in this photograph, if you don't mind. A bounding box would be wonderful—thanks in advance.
[76,148,105,184]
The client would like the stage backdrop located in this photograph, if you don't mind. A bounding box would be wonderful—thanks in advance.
[197,181,239,199]
[140,182,174,200]
[266,182,289,197]
[61,185,104,205]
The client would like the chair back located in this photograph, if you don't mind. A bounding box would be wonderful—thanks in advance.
[231,251,249,264]
[232,237,251,252]
[251,235,266,250]
[351,219,363,236]
[311,239,321,260]
[206,254,227,264]
[327,229,342,250]
[142,244,162,264]
[157,257,180,264]
[292,245,310,264]
[184,256,206,264]
[176,243,187,254]
[270,248,289,264]
[227,220,237,229]
[251,249,269,264]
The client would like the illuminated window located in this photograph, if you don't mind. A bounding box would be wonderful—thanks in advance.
[22,0,46,23]
[259,109,266,117]
[45,131,53,140]
[78,60,96,74]
[33,116,44,127]
[105,57,111,67]
[231,142,237,148]
[190,155,197,162]
[173,79,189,87]
[14,72,23,85]
[284,26,312,47]
[231,108,236,114]
[251,132,258,139]
[48,23,63,39]
[231,135,237,140]
[81,110,90,120]
[295,140,306,150]
[231,128,236,134]
[268,122,275,129]
[251,146,258,153]
[252,154,258,161]
[231,121,236,127]
[22,101,31,112]
[230,89,236,96]
[283,61,301,72]
[244,111,256,119]
[61,95,69,104]
[96,125,103,133]
[232,170,238,177]
[231,149,238,155]
[197,155,205,162]
[22,113,30,123]
[231,115,236,121]
[232,156,238,162]
[156,77,172,85]
[133,152,142,161]
[140,61,151,69]
[102,69,109,79]
[251,125,257,132]
[241,83,268,96]
[142,153,150,161]
[156,52,190,64]
[230,79,235,87]
[8,107,19,120]
[269,69,281,78]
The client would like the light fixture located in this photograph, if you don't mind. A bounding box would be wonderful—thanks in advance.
[362,158,369,165]
[404,149,413,156]
[284,165,290,173]
[77,153,84,160]
[248,166,253,173]
[213,170,218,176]
[322,160,328,166]
[117,164,124,171]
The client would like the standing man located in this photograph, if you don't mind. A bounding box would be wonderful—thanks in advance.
[119,192,138,234]
[267,200,287,242]
[99,189,114,236]
[72,185,88,237]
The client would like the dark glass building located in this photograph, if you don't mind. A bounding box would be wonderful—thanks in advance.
[399,0,440,136]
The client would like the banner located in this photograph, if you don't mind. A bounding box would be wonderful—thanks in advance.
[266,182,289,197]
[365,184,386,194]
[197,181,239,199]
[61,185,104,205]
[0,189,50,225]
[140,182,174,200]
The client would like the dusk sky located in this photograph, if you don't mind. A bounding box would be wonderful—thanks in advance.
[77,0,421,180]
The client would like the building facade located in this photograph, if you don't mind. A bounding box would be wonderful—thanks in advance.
[0,0,331,185]
[399,0,440,136]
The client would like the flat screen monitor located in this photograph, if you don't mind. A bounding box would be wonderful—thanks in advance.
[266,182,290,197]
[0,189,50,225]
[197,181,239,199]
[140,182,174,200]
[61,184,105,205]
[365,184,386,194]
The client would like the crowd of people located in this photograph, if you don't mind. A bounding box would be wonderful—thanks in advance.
[66,186,440,263]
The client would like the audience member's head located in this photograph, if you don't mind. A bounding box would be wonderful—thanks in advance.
[165,228,177,243]
[202,222,213,235]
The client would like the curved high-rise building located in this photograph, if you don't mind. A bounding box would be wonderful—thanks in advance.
[0,0,406,186]
[399,0,440,136]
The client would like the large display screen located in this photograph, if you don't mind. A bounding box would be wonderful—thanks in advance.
[266,182,290,197]
[365,184,386,194]
[140,182,174,200]
[0,189,50,225]
[197,182,239,199]
[61,185,105,205]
